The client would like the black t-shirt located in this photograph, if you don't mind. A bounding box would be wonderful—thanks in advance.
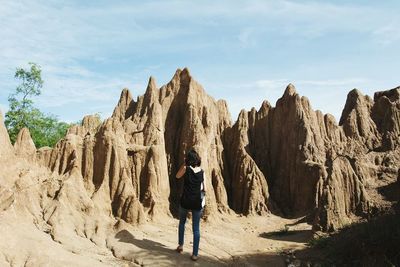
[180,166,204,211]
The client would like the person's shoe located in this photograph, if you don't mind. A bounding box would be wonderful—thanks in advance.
[191,255,198,261]
[176,246,183,253]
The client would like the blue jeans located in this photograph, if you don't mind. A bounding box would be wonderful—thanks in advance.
[178,206,202,256]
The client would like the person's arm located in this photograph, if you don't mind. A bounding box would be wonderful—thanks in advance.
[175,163,186,179]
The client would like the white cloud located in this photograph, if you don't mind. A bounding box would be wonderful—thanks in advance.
[207,77,378,122]
[254,78,373,118]
[373,22,400,46]
[114,0,398,39]
[253,78,369,91]
[0,0,398,122]
[296,79,369,87]
[255,79,289,90]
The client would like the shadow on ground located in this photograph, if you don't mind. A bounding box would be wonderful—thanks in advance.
[296,214,400,267]
[259,229,313,243]
[115,230,287,267]
[116,230,172,255]
[378,181,400,202]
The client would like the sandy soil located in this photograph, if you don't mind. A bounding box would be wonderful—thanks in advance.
[108,214,313,267]
[0,157,314,267]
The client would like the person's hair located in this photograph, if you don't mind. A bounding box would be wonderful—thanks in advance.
[185,149,201,167]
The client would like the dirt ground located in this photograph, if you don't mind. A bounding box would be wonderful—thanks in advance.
[108,213,313,267]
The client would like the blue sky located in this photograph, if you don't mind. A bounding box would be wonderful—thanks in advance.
[0,0,399,123]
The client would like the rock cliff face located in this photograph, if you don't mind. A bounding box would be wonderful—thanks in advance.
[14,127,36,160]
[314,87,400,230]
[0,111,13,159]
[0,117,125,266]
[223,107,271,215]
[372,88,400,150]
[226,84,399,231]
[34,69,233,224]
[6,70,399,232]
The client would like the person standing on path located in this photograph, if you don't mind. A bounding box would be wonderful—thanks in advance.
[175,148,206,261]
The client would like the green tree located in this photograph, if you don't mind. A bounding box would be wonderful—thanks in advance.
[29,114,70,148]
[5,63,70,148]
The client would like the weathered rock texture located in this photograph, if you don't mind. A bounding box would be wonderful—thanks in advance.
[0,110,118,265]
[14,127,36,160]
[3,71,399,235]
[224,84,398,231]
[34,69,234,224]
[0,111,13,159]
[314,87,400,230]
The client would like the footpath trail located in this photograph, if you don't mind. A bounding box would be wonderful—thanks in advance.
[109,214,313,266]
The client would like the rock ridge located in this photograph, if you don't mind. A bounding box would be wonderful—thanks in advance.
[7,70,399,232]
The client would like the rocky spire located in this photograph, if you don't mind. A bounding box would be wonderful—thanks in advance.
[14,127,36,160]
[112,88,135,122]
[372,87,400,150]
[0,111,13,158]
[283,83,297,97]
[339,89,380,149]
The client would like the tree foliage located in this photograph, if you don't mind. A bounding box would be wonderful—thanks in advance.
[5,63,70,148]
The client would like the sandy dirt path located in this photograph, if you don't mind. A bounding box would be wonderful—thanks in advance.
[109,214,313,266]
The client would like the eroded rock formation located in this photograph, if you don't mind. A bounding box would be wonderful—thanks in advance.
[0,111,13,159]
[33,69,234,224]
[228,85,399,231]
[4,70,399,233]
[14,127,36,160]
[314,87,400,230]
